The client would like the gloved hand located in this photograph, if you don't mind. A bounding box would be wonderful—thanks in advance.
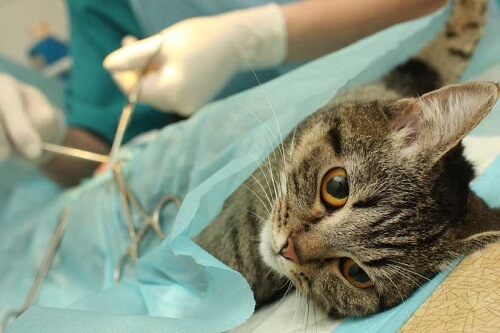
[0,73,66,163]
[104,3,287,116]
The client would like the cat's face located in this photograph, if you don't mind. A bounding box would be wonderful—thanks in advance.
[259,82,499,318]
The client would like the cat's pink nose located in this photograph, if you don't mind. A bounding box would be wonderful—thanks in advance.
[280,236,300,264]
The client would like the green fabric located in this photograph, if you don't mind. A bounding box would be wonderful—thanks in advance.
[65,0,176,144]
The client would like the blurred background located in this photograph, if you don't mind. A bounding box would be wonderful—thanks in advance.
[0,0,69,77]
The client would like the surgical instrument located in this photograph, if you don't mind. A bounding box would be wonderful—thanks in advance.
[2,205,72,330]
[42,142,109,164]
[112,161,181,282]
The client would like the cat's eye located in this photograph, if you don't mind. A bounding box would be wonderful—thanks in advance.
[340,258,374,289]
[321,168,349,208]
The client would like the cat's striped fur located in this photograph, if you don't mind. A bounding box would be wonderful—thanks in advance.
[195,0,499,317]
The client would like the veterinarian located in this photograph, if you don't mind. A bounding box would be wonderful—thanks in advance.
[0,0,445,186]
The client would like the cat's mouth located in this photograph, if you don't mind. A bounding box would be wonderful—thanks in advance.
[258,223,293,275]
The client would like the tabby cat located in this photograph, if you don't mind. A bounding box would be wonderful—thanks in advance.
[195,0,500,318]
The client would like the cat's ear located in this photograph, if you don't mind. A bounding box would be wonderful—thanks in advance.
[388,82,498,162]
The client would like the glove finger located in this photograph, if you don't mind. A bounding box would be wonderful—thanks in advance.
[22,83,65,145]
[0,112,12,160]
[121,35,138,47]
[135,70,173,111]
[0,75,42,159]
[103,34,163,71]
[138,66,201,116]
[111,70,141,96]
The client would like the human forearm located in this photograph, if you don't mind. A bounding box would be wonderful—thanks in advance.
[39,128,110,187]
[283,0,447,62]
[103,0,447,116]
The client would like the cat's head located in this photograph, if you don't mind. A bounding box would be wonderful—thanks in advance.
[259,81,499,318]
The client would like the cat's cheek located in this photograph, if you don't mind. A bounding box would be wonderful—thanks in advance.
[258,224,275,267]
[258,223,286,275]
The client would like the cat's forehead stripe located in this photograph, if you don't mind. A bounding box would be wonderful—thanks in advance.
[328,117,342,156]
[352,195,382,209]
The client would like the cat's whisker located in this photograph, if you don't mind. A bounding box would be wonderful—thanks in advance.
[310,289,318,333]
[304,294,310,333]
[261,266,274,281]
[385,265,434,301]
[296,294,306,333]
[386,263,468,321]
[246,209,269,225]
[292,286,312,333]
[247,280,294,333]
[246,144,277,202]
[276,278,291,293]
[302,278,318,333]
[391,260,474,308]
[384,264,457,318]
[285,280,294,297]
[254,146,280,204]
[235,105,282,202]
[245,175,273,213]
[247,66,290,199]
[386,261,473,308]
[242,184,271,215]
[271,280,295,307]
[288,126,298,165]
[386,260,452,291]
[379,267,423,320]
[278,167,287,198]
[292,290,303,330]
[267,156,280,202]
[377,269,405,305]
[236,104,283,168]
[250,147,278,214]
[376,268,418,322]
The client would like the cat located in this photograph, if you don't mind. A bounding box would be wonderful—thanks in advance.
[194,0,499,318]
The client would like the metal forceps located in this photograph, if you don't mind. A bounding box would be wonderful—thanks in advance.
[108,36,164,164]
[1,36,179,329]
[41,34,164,165]
[112,161,181,282]
[2,206,72,331]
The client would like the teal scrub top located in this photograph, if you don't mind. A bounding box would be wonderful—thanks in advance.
[65,0,297,144]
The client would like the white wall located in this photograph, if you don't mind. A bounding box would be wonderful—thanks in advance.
[0,0,68,66]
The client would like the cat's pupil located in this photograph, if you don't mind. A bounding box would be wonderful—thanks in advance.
[326,176,348,199]
[348,263,370,283]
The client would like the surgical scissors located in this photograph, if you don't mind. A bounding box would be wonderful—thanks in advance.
[42,34,164,165]
[108,36,164,163]
[3,35,181,329]
[112,161,181,282]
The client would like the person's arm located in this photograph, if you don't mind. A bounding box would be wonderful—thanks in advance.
[0,72,109,188]
[39,0,171,187]
[283,0,447,62]
[36,0,446,187]
[105,0,447,116]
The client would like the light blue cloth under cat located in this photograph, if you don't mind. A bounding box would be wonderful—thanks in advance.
[2,1,500,332]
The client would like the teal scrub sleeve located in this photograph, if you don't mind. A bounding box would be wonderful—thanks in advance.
[65,0,176,144]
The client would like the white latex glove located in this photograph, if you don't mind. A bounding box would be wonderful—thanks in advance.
[0,73,66,162]
[103,3,287,116]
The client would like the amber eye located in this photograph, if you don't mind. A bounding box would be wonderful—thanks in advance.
[321,168,349,208]
[340,258,374,289]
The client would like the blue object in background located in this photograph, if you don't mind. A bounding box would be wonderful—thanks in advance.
[29,37,68,66]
